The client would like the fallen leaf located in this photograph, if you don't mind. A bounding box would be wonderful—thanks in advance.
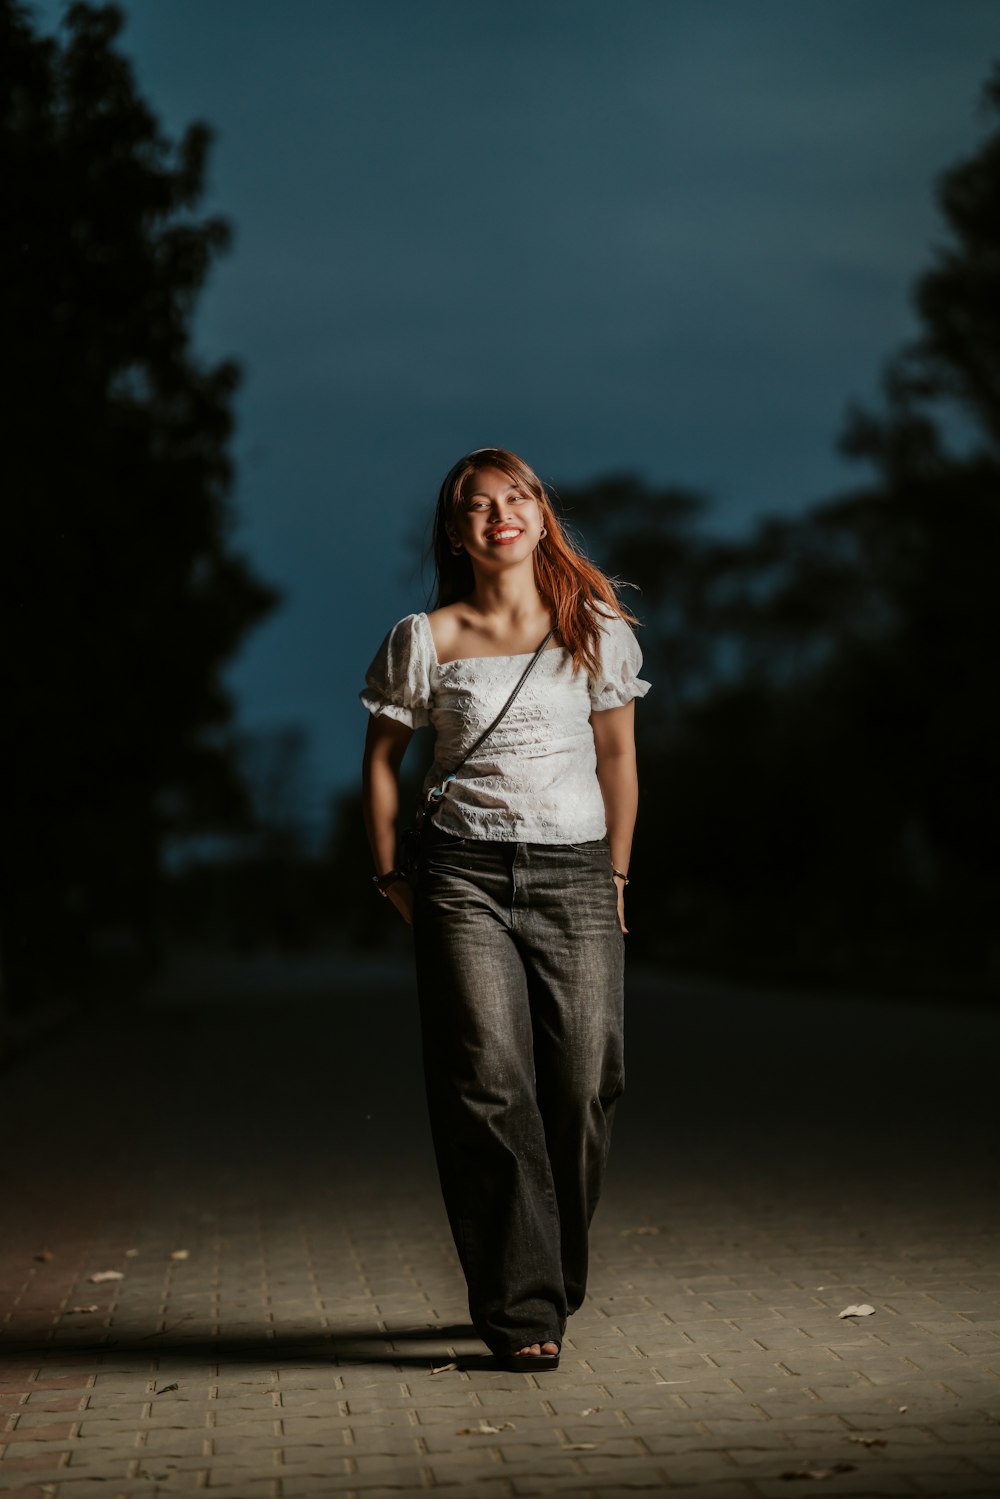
[430,1362,458,1374]
[898,1405,908,1413]
[34,1250,55,1262]
[580,1407,601,1415]
[89,1270,124,1283]
[67,1304,100,1314]
[169,1249,190,1260]
[780,1464,856,1481]
[620,1225,660,1236]
[838,1303,875,1318]
[457,1420,515,1435]
[155,1382,179,1395]
[848,1434,887,1448]
[125,1248,140,1258]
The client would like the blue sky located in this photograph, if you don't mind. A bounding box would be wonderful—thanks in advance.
[31,0,1000,826]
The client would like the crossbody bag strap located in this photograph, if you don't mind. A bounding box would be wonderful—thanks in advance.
[426,628,555,805]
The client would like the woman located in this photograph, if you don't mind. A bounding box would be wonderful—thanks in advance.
[360,447,648,1372]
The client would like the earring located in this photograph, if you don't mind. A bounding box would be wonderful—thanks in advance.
[450,539,464,555]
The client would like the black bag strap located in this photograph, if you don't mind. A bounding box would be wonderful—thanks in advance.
[425,628,555,806]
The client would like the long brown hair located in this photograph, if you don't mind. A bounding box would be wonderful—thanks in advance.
[431,447,638,679]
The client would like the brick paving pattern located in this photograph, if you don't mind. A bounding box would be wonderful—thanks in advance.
[2,953,998,1498]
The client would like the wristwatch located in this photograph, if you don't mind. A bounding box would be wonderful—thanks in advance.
[372,869,406,897]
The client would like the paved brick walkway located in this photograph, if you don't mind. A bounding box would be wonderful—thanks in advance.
[1,952,998,1498]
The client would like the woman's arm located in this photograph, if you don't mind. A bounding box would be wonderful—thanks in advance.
[592,700,638,935]
[361,713,415,925]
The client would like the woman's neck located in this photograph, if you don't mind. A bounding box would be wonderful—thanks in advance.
[466,567,548,629]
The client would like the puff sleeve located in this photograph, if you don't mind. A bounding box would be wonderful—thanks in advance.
[359,613,433,729]
[589,613,651,711]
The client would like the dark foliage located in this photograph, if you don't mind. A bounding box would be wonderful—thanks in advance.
[561,65,1000,993]
[0,3,279,1008]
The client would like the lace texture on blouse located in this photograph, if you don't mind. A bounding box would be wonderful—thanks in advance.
[360,611,650,844]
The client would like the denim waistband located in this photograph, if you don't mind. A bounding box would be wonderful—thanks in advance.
[422,823,608,852]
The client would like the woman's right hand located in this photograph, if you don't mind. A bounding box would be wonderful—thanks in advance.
[387,878,414,926]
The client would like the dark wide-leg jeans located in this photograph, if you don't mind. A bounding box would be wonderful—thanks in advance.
[413,826,625,1355]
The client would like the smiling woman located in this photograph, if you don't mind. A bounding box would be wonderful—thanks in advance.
[358,447,649,1372]
[428,448,637,678]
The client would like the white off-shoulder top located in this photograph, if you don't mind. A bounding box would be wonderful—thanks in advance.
[360,610,650,844]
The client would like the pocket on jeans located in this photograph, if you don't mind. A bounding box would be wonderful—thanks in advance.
[564,836,611,855]
[420,834,470,877]
[423,828,466,850]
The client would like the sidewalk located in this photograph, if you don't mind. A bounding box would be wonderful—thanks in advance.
[1,950,998,1498]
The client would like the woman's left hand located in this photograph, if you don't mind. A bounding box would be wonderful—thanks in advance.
[614,876,628,935]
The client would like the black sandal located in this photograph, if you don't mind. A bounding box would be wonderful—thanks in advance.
[494,1345,560,1372]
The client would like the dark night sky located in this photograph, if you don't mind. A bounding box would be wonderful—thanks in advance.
[32,0,1000,831]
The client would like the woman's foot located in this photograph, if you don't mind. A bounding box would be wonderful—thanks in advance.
[495,1340,560,1371]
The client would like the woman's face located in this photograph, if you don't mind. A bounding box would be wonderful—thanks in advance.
[449,466,544,569]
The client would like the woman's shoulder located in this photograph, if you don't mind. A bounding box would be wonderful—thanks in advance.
[587,601,637,644]
[585,601,649,704]
[361,613,434,725]
[367,611,434,668]
[424,604,466,664]
[381,610,431,643]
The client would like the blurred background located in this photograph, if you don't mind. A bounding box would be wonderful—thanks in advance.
[3,0,998,1024]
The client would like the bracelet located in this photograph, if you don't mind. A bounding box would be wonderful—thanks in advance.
[372,869,406,897]
[611,867,630,886]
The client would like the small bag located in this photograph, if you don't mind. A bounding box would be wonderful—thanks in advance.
[399,628,554,880]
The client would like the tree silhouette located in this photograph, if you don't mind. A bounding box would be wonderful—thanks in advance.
[555,63,1000,990]
[844,64,1000,467]
[807,61,1000,976]
[1,2,280,1010]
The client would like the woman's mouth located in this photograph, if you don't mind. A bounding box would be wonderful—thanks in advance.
[485,527,523,545]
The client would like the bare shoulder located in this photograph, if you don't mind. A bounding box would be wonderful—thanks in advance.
[425,604,466,659]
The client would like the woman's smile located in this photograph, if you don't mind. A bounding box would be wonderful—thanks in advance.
[452,466,543,558]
